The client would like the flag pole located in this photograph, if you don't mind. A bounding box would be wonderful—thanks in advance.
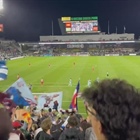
[124,26,126,34]
[108,20,110,34]
[52,20,54,36]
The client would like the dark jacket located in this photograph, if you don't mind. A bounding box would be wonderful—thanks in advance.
[35,131,54,140]
[58,127,84,140]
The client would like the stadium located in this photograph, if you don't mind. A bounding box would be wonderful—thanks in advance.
[1,16,140,112]
[1,14,140,140]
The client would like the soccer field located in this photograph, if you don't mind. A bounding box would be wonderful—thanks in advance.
[0,56,140,115]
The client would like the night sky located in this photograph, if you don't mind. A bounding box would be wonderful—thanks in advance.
[1,0,140,41]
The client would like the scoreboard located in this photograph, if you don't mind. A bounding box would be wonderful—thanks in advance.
[61,16,99,34]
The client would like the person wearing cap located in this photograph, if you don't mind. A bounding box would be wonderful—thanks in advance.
[9,120,26,140]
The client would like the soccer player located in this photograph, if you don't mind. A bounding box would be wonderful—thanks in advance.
[40,78,44,86]
[92,66,94,71]
[106,72,109,77]
[87,79,91,87]
[96,77,100,83]
[68,78,72,86]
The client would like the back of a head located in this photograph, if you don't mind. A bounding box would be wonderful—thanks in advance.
[82,79,140,140]
[48,108,52,112]
[68,115,79,128]
[75,114,82,121]
[41,117,52,132]
[18,105,24,109]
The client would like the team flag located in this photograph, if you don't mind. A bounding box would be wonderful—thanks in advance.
[69,81,80,110]
[37,92,63,109]
[6,78,37,106]
[0,61,8,81]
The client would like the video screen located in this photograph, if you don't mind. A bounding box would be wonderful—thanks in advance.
[59,16,99,35]
[71,22,98,32]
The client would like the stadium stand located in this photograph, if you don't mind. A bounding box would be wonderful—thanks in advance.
[40,33,134,42]
[0,39,22,60]
[1,78,140,140]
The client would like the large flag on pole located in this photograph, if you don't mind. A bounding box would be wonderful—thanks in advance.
[0,61,8,81]
[6,78,36,106]
[69,81,80,110]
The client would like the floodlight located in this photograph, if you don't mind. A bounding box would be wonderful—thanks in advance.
[0,0,3,10]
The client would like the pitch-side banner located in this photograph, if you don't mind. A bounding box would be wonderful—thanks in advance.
[6,78,36,106]
[36,92,63,109]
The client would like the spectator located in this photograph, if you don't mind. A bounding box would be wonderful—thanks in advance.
[0,107,12,140]
[53,101,59,111]
[10,120,26,140]
[85,127,97,140]
[15,105,32,131]
[82,79,140,140]
[31,124,42,139]
[59,115,84,140]
[35,117,54,140]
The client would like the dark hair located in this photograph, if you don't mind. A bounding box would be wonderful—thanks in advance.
[75,114,82,121]
[19,105,24,109]
[0,108,12,140]
[80,120,91,132]
[82,79,140,140]
[48,108,52,112]
[68,116,79,127]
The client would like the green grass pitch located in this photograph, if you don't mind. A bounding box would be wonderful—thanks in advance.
[0,56,140,115]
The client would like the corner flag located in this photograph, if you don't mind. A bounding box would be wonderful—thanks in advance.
[0,61,8,81]
[69,81,80,110]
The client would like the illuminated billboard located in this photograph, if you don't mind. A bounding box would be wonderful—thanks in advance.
[0,24,3,32]
[60,16,99,34]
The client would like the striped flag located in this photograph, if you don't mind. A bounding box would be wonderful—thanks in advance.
[0,61,8,81]
[69,81,80,110]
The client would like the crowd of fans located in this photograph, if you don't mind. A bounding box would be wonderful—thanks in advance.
[1,79,140,140]
[0,43,22,60]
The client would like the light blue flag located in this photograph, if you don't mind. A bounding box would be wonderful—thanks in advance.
[37,92,63,109]
[0,61,8,81]
[6,78,36,106]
